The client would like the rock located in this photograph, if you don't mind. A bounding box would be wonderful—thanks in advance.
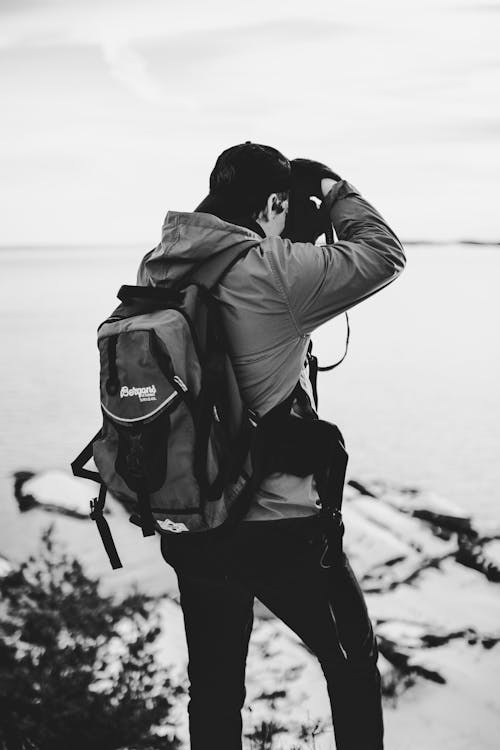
[377,634,447,685]
[343,502,414,576]
[456,535,500,581]
[346,479,377,497]
[0,554,14,579]
[13,469,102,519]
[344,496,457,592]
[148,478,500,748]
[377,483,474,533]
[13,470,37,511]
[483,540,500,568]
[10,467,500,748]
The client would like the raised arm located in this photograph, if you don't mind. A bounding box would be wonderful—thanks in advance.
[269,180,406,334]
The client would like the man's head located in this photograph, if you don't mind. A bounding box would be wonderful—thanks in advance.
[199,142,291,237]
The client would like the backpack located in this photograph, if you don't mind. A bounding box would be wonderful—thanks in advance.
[72,249,350,571]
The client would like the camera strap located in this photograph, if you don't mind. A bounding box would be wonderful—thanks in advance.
[307,312,350,410]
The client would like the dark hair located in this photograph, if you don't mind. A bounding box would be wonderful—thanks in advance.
[208,141,291,218]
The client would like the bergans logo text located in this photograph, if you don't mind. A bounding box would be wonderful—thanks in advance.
[120,385,157,403]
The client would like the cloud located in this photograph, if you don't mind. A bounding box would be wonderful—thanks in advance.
[0,0,186,104]
[101,40,163,104]
[1,0,500,242]
[0,1,316,103]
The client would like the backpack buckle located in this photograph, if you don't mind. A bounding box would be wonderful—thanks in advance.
[89,497,100,521]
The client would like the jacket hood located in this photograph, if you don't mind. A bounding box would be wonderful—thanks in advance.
[139,211,262,288]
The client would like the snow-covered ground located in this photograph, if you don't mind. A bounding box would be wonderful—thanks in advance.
[8,470,500,749]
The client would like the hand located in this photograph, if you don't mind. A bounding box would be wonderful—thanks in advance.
[290,158,341,200]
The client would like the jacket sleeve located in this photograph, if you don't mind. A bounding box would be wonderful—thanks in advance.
[269,180,406,334]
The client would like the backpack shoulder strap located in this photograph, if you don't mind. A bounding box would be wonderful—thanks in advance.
[72,434,123,570]
[71,430,102,483]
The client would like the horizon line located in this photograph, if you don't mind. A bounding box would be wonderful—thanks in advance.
[0,239,499,250]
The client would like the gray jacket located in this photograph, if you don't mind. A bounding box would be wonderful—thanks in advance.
[137,180,406,520]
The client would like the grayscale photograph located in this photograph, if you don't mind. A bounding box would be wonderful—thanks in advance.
[1,1,499,749]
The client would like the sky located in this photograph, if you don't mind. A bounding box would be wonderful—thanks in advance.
[1,0,499,244]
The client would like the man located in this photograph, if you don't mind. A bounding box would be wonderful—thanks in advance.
[137,142,406,749]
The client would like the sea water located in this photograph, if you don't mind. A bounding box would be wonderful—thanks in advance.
[0,244,499,586]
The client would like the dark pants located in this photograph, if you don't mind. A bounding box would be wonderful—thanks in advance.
[162,514,383,750]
